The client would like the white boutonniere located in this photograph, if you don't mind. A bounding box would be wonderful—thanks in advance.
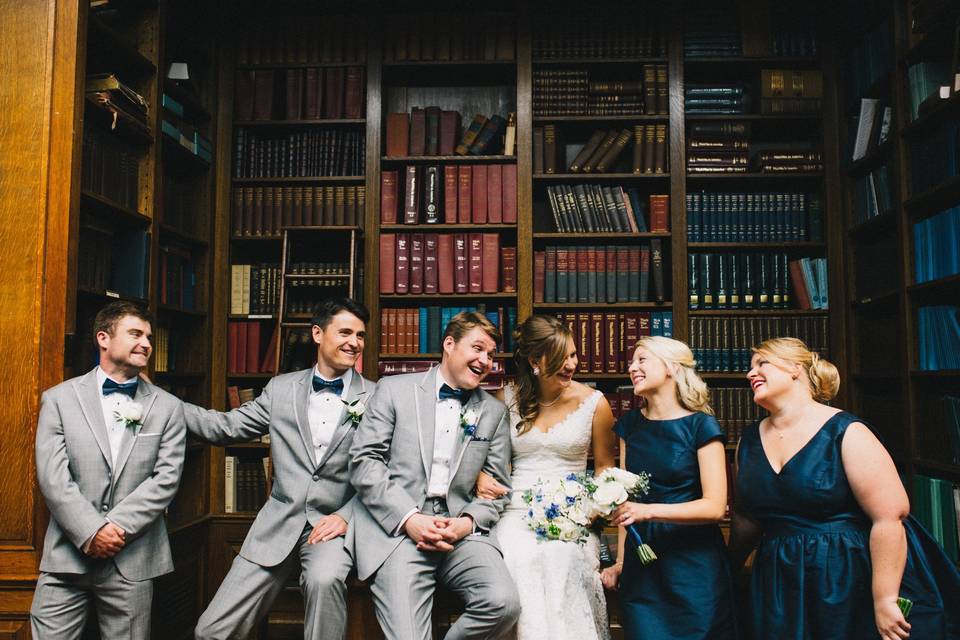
[113,399,144,430]
[342,398,365,427]
[460,407,479,439]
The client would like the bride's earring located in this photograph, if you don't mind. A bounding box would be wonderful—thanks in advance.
[532,367,540,376]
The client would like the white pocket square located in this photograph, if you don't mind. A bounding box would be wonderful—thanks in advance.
[137,433,162,438]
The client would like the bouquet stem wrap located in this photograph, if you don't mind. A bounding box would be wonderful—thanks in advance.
[625,523,658,566]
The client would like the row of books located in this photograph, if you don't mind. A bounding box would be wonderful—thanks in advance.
[906,60,954,122]
[552,311,674,375]
[227,321,279,374]
[161,176,202,239]
[226,386,262,409]
[230,264,281,316]
[686,122,749,174]
[912,474,960,564]
[232,128,364,178]
[689,149,824,174]
[77,225,149,299]
[850,99,893,161]
[689,253,829,311]
[759,150,824,174]
[380,164,517,225]
[713,386,767,444]
[532,66,669,116]
[534,243,666,304]
[909,120,958,195]
[917,306,960,371]
[684,7,741,58]
[234,16,366,65]
[152,326,179,374]
[842,21,892,107]
[281,328,320,373]
[689,316,829,373]
[380,305,517,355]
[81,126,139,210]
[383,13,515,62]
[532,17,667,59]
[161,97,213,163]
[85,73,149,129]
[605,386,643,419]
[914,206,960,285]
[685,191,823,242]
[853,167,895,225]
[223,456,270,514]
[537,125,669,176]
[378,233,516,295]
[231,185,365,236]
[158,246,197,310]
[378,360,506,389]
[385,110,515,158]
[759,69,823,115]
[234,67,365,122]
[685,84,749,115]
[543,186,668,234]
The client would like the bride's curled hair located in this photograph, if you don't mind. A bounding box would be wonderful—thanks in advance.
[635,336,714,415]
[511,315,574,434]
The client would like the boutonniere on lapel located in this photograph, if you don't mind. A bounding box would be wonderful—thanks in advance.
[113,398,144,431]
[460,407,480,440]
[341,398,366,427]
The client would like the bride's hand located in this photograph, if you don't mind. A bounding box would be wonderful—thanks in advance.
[612,501,654,526]
[475,471,509,500]
[600,563,622,590]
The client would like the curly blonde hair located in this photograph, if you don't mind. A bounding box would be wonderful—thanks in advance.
[752,337,839,401]
[635,336,714,415]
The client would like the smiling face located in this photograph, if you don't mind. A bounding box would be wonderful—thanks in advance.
[441,326,498,390]
[747,351,800,407]
[534,335,578,389]
[97,314,152,375]
[313,310,365,377]
[627,346,671,395]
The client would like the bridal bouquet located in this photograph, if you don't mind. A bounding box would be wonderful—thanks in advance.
[522,468,658,565]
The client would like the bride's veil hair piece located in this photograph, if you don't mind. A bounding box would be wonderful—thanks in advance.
[511,315,574,434]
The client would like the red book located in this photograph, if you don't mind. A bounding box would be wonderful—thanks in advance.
[640,245,651,302]
[502,164,517,223]
[590,312,604,373]
[481,233,500,293]
[576,313,590,374]
[386,308,397,353]
[533,250,546,302]
[235,70,255,121]
[501,246,517,293]
[386,113,409,157]
[424,233,439,293]
[246,321,261,372]
[395,234,410,294]
[343,66,364,119]
[397,308,408,353]
[638,312,651,337]
[788,260,812,310]
[285,68,303,120]
[438,234,455,294]
[380,308,390,354]
[323,67,344,119]
[228,386,242,409]
[379,234,396,293]
[457,166,472,223]
[649,194,669,232]
[409,233,424,294]
[380,170,398,224]
[471,164,488,223]
[403,165,420,224]
[623,312,640,363]
[454,233,469,293]
[439,110,462,155]
[228,322,239,373]
[443,166,458,223]
[409,108,426,156]
[236,322,249,374]
[486,164,503,223]
[469,233,485,293]
[605,312,619,373]
[303,68,320,119]
[252,70,274,120]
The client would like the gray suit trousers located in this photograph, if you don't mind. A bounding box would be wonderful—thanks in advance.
[194,524,352,640]
[30,563,153,640]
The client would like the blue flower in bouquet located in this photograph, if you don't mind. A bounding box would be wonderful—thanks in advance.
[460,407,479,439]
[545,503,561,520]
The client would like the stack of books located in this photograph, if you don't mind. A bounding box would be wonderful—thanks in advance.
[685,84,748,115]
[687,122,750,174]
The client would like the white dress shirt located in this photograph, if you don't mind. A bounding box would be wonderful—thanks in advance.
[308,367,352,466]
[426,370,464,498]
[96,367,134,469]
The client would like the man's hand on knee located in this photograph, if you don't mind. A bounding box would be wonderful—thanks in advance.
[308,514,347,544]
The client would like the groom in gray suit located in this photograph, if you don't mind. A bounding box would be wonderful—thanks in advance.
[350,311,520,640]
[31,301,186,639]
[187,297,375,640]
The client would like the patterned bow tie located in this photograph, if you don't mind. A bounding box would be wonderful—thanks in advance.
[312,376,344,395]
[102,378,137,399]
[439,383,471,404]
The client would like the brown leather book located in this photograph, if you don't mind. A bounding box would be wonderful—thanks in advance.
[379,234,396,293]
[395,234,410,294]
[303,68,320,119]
[334,186,346,226]
[656,64,668,114]
[323,67,344,119]
[632,125,646,174]
[345,186,357,226]
[533,250,546,303]
[569,130,606,173]
[501,246,517,293]
[643,64,656,115]
[543,124,558,174]
[305,187,319,227]
[232,188,244,237]
[502,164,517,224]
[649,195,669,233]
[425,106,441,155]
[253,70,275,120]
[594,128,632,173]
[582,130,617,174]
[589,312,603,373]
[292,187,303,227]
[424,233,439,294]
[386,113,410,157]
[380,309,390,354]
[455,115,488,155]
[235,322,247,374]
[605,312,619,373]
[285,69,303,120]
[381,170,399,224]
[323,186,335,226]
[472,164,488,223]
[438,233,454,294]
[357,186,365,226]
[533,127,544,174]
[403,165,420,224]
[409,108,426,156]
[457,166,472,223]
[651,238,664,302]
[396,308,408,353]
[643,125,657,174]
[479,233,498,293]
[258,188,270,234]
[654,124,668,173]
[271,187,281,232]
[443,166,458,223]
[344,66,364,118]
[486,164,502,223]
[409,233,424,294]
[246,321,261,372]
[454,233,468,293]
[439,110,462,155]
[235,70,255,121]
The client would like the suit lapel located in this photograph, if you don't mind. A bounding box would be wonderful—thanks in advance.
[317,371,366,468]
[415,367,438,481]
[292,368,317,466]
[112,380,158,483]
[73,369,113,468]
[449,392,484,482]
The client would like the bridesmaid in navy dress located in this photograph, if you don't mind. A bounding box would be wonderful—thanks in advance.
[729,338,960,640]
[601,336,738,639]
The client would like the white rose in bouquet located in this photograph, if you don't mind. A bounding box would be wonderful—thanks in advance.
[592,480,629,510]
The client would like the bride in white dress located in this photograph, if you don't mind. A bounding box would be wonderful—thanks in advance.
[477,314,617,640]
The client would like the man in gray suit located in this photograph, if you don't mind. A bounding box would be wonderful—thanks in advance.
[32,301,186,639]
[187,298,374,640]
[350,311,520,640]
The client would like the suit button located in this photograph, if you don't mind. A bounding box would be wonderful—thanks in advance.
[101,504,109,512]
[312,474,320,481]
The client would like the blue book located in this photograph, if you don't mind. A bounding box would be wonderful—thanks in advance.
[419,308,429,353]
[659,312,673,338]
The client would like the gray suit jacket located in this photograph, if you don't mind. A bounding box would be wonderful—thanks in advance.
[182,368,374,567]
[35,368,186,581]
[348,366,512,580]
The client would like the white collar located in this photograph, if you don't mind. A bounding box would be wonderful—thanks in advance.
[312,366,352,395]
[96,366,136,387]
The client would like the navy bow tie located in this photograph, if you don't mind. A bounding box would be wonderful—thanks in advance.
[312,376,344,395]
[439,383,471,404]
[102,378,137,399]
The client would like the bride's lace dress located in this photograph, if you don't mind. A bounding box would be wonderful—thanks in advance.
[494,386,611,640]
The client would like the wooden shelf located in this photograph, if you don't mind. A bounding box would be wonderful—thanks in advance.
[77,287,148,305]
[381,224,517,231]
[534,232,669,240]
[535,302,670,309]
[534,173,669,180]
[685,114,821,121]
[380,293,518,301]
[87,15,157,77]
[686,172,824,179]
[236,119,365,126]
[913,458,960,477]
[163,80,211,124]
[688,242,824,249]
[155,371,205,379]
[901,91,960,137]
[907,273,960,301]
[161,136,212,173]
[910,370,960,379]
[227,372,275,379]
[533,57,668,65]
[228,314,277,320]
[380,352,514,359]
[282,225,361,232]
[284,273,351,280]
[231,234,282,242]
[851,289,900,308]
[683,56,820,65]
[225,442,270,449]
[903,175,960,222]
[689,308,827,316]
[851,372,904,381]
[533,115,668,122]
[847,211,898,240]
[157,304,207,318]
[573,372,635,380]
[84,96,154,146]
[159,224,208,247]
[382,59,515,68]
[381,155,515,164]
[232,176,364,184]
[845,141,894,178]
[80,190,152,226]
[700,372,750,380]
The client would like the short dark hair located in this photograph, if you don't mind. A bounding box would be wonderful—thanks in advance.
[310,297,370,330]
[93,301,154,339]
[442,311,501,346]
